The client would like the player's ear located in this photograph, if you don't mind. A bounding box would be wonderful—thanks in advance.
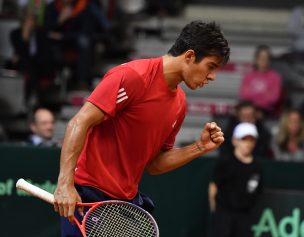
[184,50,196,64]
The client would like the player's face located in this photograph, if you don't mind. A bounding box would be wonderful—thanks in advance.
[182,54,222,90]
[234,136,256,156]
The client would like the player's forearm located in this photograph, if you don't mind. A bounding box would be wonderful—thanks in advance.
[57,102,105,185]
[57,118,89,185]
[147,141,207,175]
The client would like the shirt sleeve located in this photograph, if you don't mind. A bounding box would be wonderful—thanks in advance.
[161,101,186,150]
[87,65,144,120]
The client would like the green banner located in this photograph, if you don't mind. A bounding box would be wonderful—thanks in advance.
[252,190,304,237]
[0,145,60,237]
[1,144,304,236]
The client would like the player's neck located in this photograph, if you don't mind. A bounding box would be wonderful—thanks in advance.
[162,55,183,91]
[234,149,254,164]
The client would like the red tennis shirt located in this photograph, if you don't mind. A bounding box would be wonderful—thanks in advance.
[74,57,186,199]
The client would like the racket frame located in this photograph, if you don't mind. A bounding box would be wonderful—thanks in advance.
[16,178,159,237]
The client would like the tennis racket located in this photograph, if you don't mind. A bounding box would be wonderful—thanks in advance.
[16,178,159,237]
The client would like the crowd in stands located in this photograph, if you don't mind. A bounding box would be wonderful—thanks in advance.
[219,40,304,162]
[5,0,116,105]
[219,4,304,162]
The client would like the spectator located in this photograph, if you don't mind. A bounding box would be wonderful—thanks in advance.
[27,107,59,147]
[239,45,283,117]
[219,101,273,159]
[288,5,304,59]
[8,12,55,104]
[272,109,304,162]
[209,123,263,237]
[44,0,110,89]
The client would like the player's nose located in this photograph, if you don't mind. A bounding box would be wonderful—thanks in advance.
[207,73,216,81]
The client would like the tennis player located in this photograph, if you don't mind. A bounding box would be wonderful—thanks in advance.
[54,21,230,236]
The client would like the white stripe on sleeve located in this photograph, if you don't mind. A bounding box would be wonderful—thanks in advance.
[116,96,128,104]
[117,91,127,98]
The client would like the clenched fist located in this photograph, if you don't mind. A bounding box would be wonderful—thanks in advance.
[197,122,224,153]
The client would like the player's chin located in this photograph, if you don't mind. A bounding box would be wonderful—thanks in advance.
[191,83,204,90]
[184,79,202,90]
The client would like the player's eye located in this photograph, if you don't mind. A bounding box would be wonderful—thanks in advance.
[209,65,216,70]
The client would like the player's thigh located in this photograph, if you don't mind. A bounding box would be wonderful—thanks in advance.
[60,216,82,237]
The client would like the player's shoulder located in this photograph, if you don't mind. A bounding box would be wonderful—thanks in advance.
[107,62,139,77]
[103,61,145,86]
[109,58,160,81]
[125,57,162,78]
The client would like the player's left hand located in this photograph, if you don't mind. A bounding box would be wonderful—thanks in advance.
[198,122,224,152]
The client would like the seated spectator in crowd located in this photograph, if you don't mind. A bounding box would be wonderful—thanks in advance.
[27,108,59,147]
[8,12,55,104]
[219,101,273,159]
[272,109,304,162]
[288,5,304,59]
[209,123,263,237]
[239,45,283,117]
[44,0,110,89]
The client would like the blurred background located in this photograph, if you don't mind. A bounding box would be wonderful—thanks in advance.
[1,0,304,236]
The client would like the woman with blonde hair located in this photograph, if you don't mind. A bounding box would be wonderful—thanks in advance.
[273,109,304,161]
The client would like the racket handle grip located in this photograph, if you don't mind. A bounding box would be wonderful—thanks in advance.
[16,178,55,204]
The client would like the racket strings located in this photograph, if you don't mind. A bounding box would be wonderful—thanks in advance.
[87,205,155,237]
[85,203,157,237]
[87,205,153,237]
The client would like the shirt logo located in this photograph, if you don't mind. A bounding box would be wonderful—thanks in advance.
[116,88,128,104]
[247,174,260,193]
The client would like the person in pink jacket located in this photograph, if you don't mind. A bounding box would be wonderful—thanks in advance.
[240,45,283,117]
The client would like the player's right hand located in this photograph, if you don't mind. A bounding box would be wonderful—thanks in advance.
[199,122,224,152]
[54,184,84,224]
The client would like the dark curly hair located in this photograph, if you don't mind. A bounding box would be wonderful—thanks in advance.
[168,21,230,64]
